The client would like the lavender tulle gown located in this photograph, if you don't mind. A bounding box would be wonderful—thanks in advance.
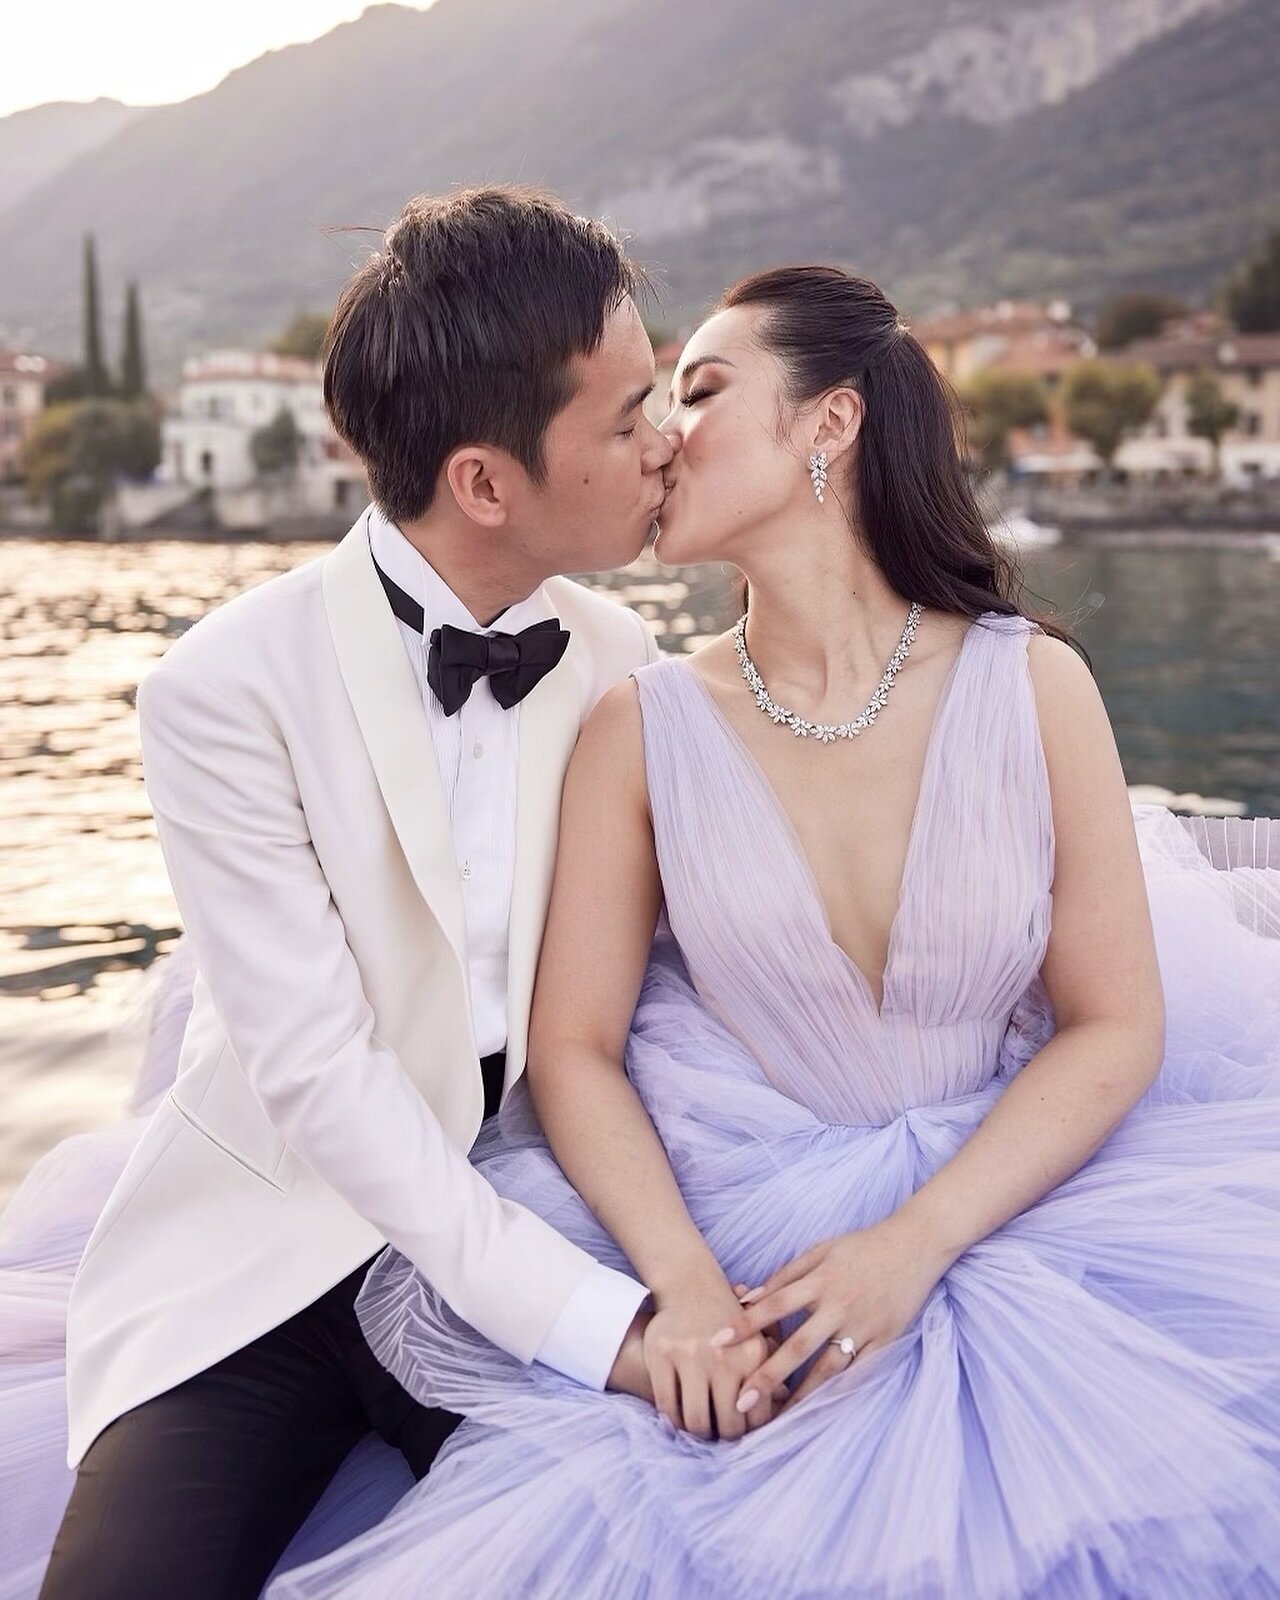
[271,614,1280,1599]
[2,613,1278,1598]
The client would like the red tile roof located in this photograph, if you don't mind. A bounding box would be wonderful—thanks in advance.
[180,350,321,384]
[0,351,65,380]
[1116,332,1280,371]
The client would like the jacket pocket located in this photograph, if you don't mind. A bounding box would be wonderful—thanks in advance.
[166,1089,288,1194]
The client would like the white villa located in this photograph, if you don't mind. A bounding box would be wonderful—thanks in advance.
[162,349,367,520]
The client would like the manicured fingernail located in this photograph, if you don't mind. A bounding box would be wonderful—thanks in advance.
[710,1327,736,1348]
[740,1287,765,1304]
[736,1388,761,1413]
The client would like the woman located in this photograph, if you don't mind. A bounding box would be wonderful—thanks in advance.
[265,267,1280,1598]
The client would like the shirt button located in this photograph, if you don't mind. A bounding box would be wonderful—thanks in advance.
[460,862,473,881]
[472,741,484,760]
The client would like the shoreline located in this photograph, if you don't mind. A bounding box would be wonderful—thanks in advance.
[4,524,1280,550]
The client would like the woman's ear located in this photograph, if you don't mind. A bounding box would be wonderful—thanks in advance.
[812,387,864,460]
[443,447,510,528]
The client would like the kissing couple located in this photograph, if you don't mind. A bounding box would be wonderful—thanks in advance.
[7,186,1280,1600]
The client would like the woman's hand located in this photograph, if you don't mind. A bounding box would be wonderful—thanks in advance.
[723,1215,955,1412]
[643,1267,778,1440]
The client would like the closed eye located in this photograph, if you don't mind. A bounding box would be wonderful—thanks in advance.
[680,388,714,408]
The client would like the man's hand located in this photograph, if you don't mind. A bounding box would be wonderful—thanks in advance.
[605,1292,783,1439]
[641,1269,775,1441]
[605,1307,655,1403]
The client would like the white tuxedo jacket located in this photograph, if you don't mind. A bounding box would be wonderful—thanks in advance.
[64,510,658,1467]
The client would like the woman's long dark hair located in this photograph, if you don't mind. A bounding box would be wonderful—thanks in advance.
[719,266,1084,659]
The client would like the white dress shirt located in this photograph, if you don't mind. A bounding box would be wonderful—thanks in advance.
[367,507,647,1389]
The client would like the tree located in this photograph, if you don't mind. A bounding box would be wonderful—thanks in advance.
[19,403,80,501]
[270,312,330,361]
[957,370,1048,472]
[1095,291,1186,350]
[1062,360,1161,471]
[82,233,111,396]
[43,366,93,405]
[1221,230,1280,332]
[120,281,147,399]
[19,399,161,532]
[250,406,302,476]
[1184,368,1239,479]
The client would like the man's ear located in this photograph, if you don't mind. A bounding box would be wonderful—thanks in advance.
[443,447,511,528]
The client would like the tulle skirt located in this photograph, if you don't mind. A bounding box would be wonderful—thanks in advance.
[3,808,1279,1599]
[271,809,1280,1599]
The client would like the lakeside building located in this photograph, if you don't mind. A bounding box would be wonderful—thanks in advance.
[916,300,1084,389]
[979,320,1100,481]
[0,351,65,481]
[1116,329,1280,485]
[161,349,367,524]
[917,302,1280,485]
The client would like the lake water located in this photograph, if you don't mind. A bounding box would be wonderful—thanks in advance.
[2,530,1278,1195]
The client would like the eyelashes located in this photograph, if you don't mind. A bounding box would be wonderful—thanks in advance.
[680,388,713,408]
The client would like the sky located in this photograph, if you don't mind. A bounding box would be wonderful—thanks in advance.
[1,1,437,119]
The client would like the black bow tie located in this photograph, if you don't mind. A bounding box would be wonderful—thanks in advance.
[374,558,570,716]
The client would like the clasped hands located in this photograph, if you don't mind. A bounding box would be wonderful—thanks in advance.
[609,1214,951,1440]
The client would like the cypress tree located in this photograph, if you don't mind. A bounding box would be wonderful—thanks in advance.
[82,233,110,396]
[120,281,147,399]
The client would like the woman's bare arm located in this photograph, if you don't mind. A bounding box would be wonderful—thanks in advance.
[527,680,768,1437]
[528,681,700,1290]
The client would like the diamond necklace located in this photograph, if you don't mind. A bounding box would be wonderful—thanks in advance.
[732,602,924,744]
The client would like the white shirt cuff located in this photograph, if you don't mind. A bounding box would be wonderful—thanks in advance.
[533,1263,649,1390]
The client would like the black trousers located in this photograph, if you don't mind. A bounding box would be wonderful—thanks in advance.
[39,1051,507,1600]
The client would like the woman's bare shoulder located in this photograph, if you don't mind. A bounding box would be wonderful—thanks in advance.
[1024,628,1125,793]
[571,679,648,797]
[1025,629,1106,720]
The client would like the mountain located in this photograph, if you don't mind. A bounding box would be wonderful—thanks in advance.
[0,99,150,215]
[0,0,1274,373]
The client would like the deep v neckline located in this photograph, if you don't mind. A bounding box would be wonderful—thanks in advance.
[677,616,982,1021]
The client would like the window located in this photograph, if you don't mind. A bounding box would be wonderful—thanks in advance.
[200,450,214,477]
[1,385,15,407]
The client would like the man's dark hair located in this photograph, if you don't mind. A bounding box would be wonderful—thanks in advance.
[323,186,641,525]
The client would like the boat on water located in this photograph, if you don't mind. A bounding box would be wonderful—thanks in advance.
[992,510,1062,549]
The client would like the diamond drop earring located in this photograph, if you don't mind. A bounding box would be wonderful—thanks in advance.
[809,450,828,504]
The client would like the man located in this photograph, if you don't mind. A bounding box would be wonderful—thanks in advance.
[41,186,677,1599]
